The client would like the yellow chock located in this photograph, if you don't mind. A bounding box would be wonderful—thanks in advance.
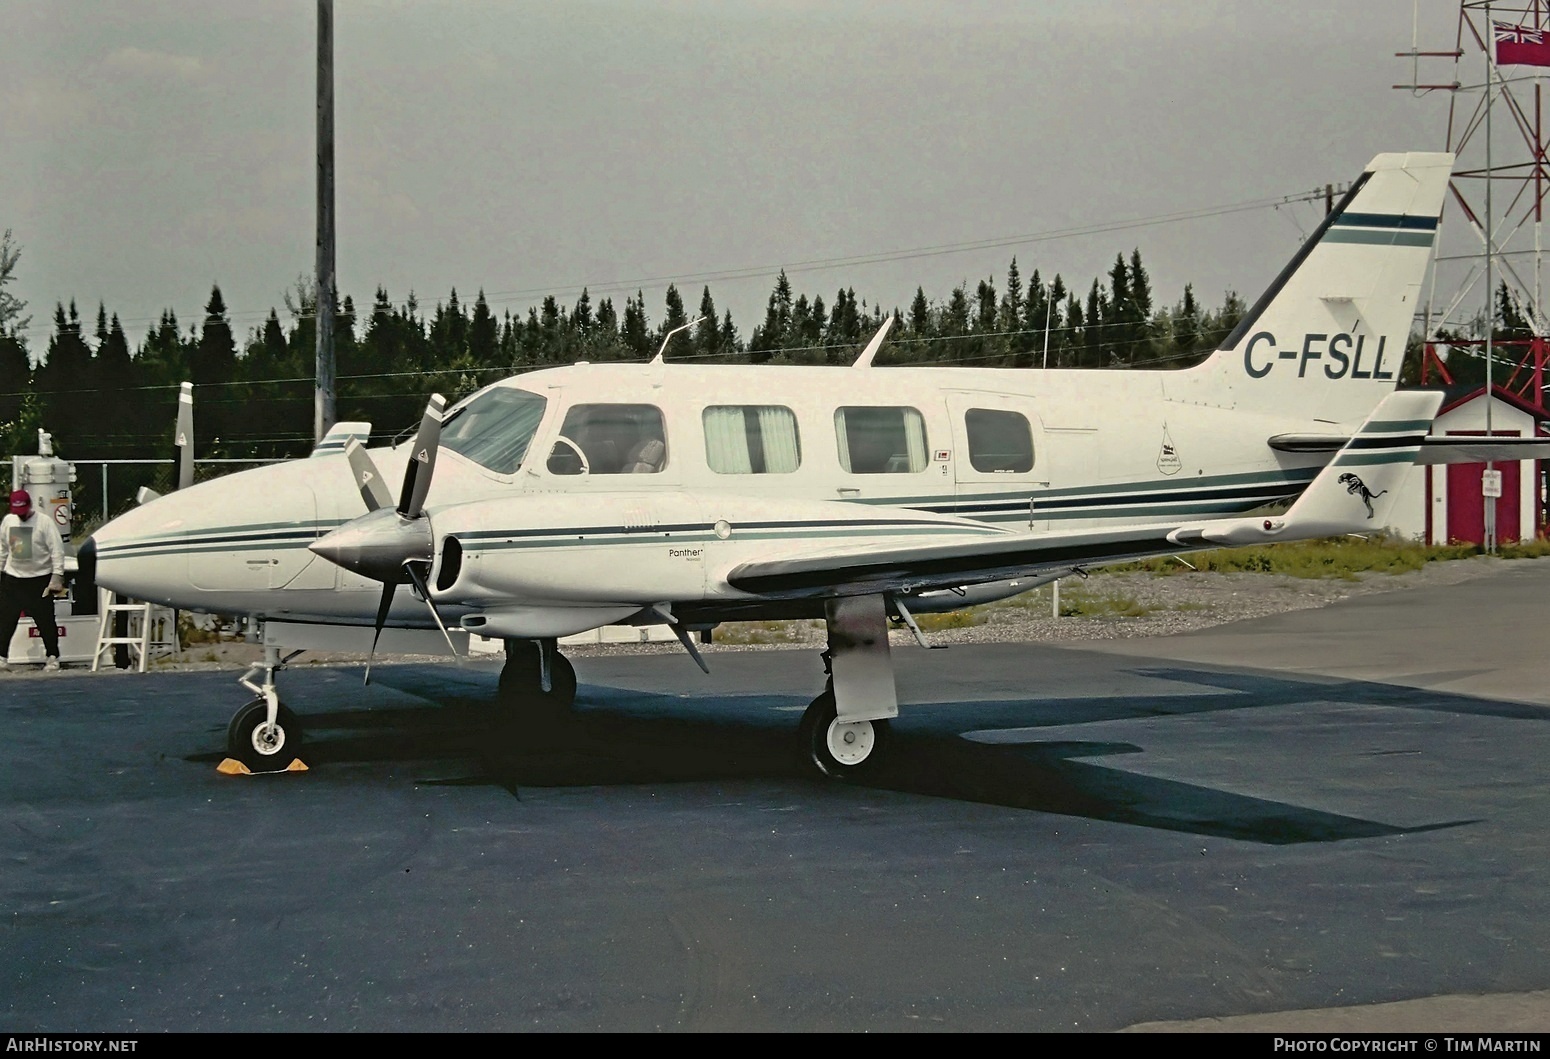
[216,758,309,776]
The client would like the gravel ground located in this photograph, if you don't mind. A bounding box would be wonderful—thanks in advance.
[19,556,1521,674]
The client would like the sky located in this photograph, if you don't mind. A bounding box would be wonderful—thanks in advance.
[1,1,1472,351]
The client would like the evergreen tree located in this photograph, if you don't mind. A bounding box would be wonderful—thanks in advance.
[719,310,739,357]
[750,271,794,363]
[622,292,651,359]
[941,284,971,363]
[1106,253,1130,363]
[0,329,28,443]
[695,287,722,359]
[974,276,1001,363]
[1084,280,1106,367]
[659,283,688,351]
[594,297,620,358]
[1127,248,1153,363]
[36,302,92,450]
[469,290,499,368]
[1174,283,1201,361]
[1060,286,1082,369]
[190,286,238,452]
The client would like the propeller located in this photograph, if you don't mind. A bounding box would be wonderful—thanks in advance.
[345,438,393,511]
[310,394,458,683]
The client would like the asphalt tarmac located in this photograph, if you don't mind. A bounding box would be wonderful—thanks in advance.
[4,562,1549,1032]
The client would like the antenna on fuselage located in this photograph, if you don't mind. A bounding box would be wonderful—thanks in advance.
[851,315,897,369]
[650,316,704,365]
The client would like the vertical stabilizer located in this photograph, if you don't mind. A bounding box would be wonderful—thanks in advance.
[1172,152,1454,425]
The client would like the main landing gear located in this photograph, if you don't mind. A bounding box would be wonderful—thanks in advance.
[227,643,304,772]
[497,638,577,723]
[798,595,898,780]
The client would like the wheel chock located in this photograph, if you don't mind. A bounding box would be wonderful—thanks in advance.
[216,758,310,776]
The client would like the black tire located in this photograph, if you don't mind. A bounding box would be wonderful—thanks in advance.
[798,689,890,780]
[497,642,578,715]
[226,698,303,772]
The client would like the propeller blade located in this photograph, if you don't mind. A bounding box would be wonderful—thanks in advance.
[175,382,195,490]
[345,438,393,512]
[404,560,460,658]
[364,581,397,686]
[397,393,447,520]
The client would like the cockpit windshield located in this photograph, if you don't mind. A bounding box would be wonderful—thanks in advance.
[440,387,548,474]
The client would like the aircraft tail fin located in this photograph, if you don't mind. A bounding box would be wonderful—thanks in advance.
[1175,152,1453,425]
[1172,389,1442,546]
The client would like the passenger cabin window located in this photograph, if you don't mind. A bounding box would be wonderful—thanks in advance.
[965,408,1034,473]
[440,387,548,474]
[547,403,667,475]
[703,405,801,474]
[835,406,928,474]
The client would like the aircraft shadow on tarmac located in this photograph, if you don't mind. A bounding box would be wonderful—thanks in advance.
[184,662,1513,845]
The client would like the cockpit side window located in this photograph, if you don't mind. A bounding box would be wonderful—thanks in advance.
[547,403,667,475]
[440,388,548,474]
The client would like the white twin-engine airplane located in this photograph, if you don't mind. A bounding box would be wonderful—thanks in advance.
[89,151,1494,777]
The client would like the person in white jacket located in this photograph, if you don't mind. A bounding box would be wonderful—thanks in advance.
[0,489,66,671]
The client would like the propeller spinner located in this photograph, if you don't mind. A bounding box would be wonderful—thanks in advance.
[309,394,457,681]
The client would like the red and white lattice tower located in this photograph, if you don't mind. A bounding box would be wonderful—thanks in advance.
[1398,1,1550,406]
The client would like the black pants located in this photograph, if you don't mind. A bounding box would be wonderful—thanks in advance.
[0,573,59,660]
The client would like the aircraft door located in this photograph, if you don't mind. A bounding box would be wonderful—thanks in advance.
[945,392,1051,531]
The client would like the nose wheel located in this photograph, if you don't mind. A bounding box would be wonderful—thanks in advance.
[798,689,889,780]
[227,697,302,772]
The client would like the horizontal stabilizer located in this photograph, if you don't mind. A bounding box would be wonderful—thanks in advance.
[1269,428,1550,464]
[311,421,373,458]
[1177,390,1442,546]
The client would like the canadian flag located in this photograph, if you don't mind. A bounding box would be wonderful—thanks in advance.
[1495,21,1550,67]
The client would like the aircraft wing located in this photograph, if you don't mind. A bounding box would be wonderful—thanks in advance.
[1269,432,1550,464]
[725,522,1188,599]
[732,390,1443,601]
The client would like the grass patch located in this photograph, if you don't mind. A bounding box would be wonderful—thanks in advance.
[1056,589,1153,618]
[913,610,987,631]
[711,619,822,645]
[1115,535,1483,580]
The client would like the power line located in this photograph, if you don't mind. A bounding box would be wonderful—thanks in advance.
[5,185,1330,343]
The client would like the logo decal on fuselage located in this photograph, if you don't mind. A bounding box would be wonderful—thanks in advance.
[1337,472,1387,518]
[1242,331,1395,381]
[1156,426,1181,475]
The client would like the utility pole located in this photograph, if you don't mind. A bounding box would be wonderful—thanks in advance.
[314,0,337,443]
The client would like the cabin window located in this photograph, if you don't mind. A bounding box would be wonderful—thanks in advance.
[547,403,667,475]
[703,406,801,474]
[965,408,1034,473]
[440,387,548,474]
[834,406,928,474]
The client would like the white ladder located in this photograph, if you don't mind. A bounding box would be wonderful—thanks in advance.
[92,589,179,673]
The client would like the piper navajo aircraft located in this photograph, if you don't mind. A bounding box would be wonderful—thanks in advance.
[88,151,1500,777]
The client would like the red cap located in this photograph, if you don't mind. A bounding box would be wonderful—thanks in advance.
[9,489,31,514]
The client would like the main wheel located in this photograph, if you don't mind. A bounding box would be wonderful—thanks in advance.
[798,689,890,780]
[227,698,302,772]
[497,642,578,715]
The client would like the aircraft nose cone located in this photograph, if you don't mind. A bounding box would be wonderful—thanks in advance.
[310,509,433,584]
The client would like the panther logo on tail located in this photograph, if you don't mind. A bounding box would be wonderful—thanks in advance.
[1337,472,1387,519]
